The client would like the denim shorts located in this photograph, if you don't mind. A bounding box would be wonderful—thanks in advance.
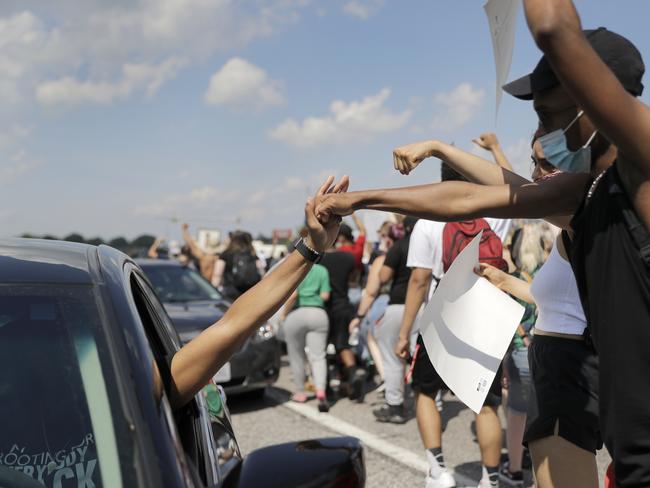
[505,346,531,413]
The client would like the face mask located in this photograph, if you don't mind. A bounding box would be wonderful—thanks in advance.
[538,110,597,173]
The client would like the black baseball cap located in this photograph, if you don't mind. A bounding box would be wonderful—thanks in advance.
[503,27,645,100]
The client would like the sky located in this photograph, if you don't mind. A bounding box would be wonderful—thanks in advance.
[2,0,650,241]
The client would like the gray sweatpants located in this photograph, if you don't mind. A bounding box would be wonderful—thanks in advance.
[375,304,406,406]
[283,307,329,392]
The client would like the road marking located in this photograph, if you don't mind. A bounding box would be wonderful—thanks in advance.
[266,389,477,487]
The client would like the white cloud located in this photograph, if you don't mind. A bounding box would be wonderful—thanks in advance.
[431,83,485,131]
[270,88,411,147]
[204,57,284,109]
[36,57,187,106]
[133,185,241,218]
[0,1,310,105]
[342,0,384,20]
[0,124,31,150]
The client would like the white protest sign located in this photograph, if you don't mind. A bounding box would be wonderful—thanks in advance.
[419,232,524,414]
[484,0,521,117]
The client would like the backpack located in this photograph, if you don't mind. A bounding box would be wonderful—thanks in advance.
[442,219,508,273]
[229,252,261,292]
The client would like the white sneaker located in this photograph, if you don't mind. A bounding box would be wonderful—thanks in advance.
[425,469,456,488]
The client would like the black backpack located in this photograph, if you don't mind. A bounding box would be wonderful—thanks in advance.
[229,252,261,292]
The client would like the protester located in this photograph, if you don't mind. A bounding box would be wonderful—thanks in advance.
[182,223,218,282]
[281,263,331,412]
[321,229,367,402]
[384,163,510,488]
[212,231,265,300]
[348,220,399,387]
[371,216,417,424]
[498,224,545,487]
[388,135,604,487]
[337,212,367,271]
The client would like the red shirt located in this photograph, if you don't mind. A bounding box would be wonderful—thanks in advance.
[339,235,366,270]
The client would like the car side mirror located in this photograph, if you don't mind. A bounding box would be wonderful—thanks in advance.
[221,436,364,488]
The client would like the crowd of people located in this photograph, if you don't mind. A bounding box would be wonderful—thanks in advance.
[141,1,650,487]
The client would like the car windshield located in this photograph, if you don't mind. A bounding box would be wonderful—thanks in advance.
[143,265,222,303]
[0,285,123,488]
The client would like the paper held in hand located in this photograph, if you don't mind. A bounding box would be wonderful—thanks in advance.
[419,232,525,414]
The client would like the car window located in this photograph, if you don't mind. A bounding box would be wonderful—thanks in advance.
[143,266,222,303]
[0,285,123,488]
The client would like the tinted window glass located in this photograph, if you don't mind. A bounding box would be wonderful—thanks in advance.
[0,286,123,488]
[143,266,221,303]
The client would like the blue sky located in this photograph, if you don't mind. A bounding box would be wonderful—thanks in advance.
[2,0,650,241]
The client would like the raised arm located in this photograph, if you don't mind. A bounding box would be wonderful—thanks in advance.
[472,133,514,172]
[182,223,205,260]
[523,0,650,176]
[316,175,588,227]
[393,140,527,186]
[169,176,349,409]
[352,212,367,236]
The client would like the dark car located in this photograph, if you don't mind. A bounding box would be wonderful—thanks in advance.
[0,239,365,488]
[136,259,281,395]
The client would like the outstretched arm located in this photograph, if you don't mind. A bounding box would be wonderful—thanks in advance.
[316,174,588,227]
[474,263,535,305]
[394,140,527,186]
[170,176,349,409]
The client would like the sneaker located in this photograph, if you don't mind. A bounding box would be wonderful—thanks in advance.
[317,398,330,413]
[425,469,456,488]
[478,466,500,488]
[373,403,407,424]
[499,462,523,487]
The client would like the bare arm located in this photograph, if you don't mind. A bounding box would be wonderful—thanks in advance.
[524,0,650,177]
[355,256,386,318]
[395,268,431,359]
[475,264,535,305]
[317,175,589,228]
[472,133,514,172]
[147,237,163,259]
[352,212,367,236]
[169,176,349,409]
[182,224,205,260]
[394,140,526,186]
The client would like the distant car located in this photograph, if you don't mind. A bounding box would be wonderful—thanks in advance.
[136,259,281,396]
[0,238,366,488]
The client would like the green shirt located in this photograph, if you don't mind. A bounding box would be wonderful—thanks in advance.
[297,264,331,308]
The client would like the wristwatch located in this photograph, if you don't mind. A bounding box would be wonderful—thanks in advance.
[293,237,323,264]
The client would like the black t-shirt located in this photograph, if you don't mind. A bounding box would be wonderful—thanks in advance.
[320,251,356,308]
[384,235,412,305]
[569,162,650,483]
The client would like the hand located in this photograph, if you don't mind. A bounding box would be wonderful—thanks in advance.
[474,263,507,290]
[393,141,437,175]
[472,133,500,151]
[315,192,355,224]
[395,336,410,360]
[182,223,189,232]
[305,175,350,253]
[349,317,361,334]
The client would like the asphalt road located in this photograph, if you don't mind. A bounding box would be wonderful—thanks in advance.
[227,357,611,488]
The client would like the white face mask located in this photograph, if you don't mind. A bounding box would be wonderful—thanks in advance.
[538,110,597,174]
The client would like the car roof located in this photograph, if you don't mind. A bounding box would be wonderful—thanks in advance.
[0,238,125,285]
